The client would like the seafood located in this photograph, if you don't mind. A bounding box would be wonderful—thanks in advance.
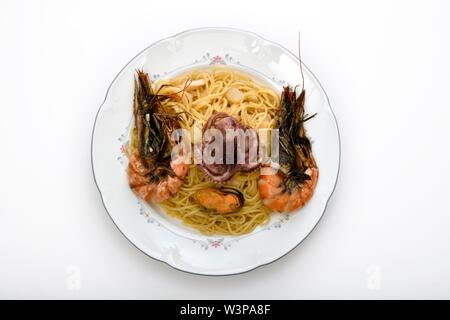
[198,112,259,183]
[127,70,189,203]
[225,87,244,104]
[194,187,244,214]
[258,86,318,212]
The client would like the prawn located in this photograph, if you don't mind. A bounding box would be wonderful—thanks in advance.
[127,70,189,203]
[258,49,318,212]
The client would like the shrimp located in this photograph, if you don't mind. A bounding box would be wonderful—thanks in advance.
[258,85,318,213]
[127,70,189,203]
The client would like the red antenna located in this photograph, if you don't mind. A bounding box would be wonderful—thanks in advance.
[298,31,305,90]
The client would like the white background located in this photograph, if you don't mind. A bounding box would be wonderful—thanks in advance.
[1,0,449,299]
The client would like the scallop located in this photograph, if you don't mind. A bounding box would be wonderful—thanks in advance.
[225,87,244,104]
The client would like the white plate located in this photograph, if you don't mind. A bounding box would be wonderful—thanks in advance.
[91,27,340,275]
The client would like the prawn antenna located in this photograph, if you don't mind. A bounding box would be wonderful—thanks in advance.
[298,31,305,90]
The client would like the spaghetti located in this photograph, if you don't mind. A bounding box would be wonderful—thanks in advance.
[133,67,280,235]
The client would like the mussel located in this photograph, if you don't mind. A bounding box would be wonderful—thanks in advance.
[194,187,244,214]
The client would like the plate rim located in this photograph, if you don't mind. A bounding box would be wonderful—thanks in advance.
[91,26,341,276]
